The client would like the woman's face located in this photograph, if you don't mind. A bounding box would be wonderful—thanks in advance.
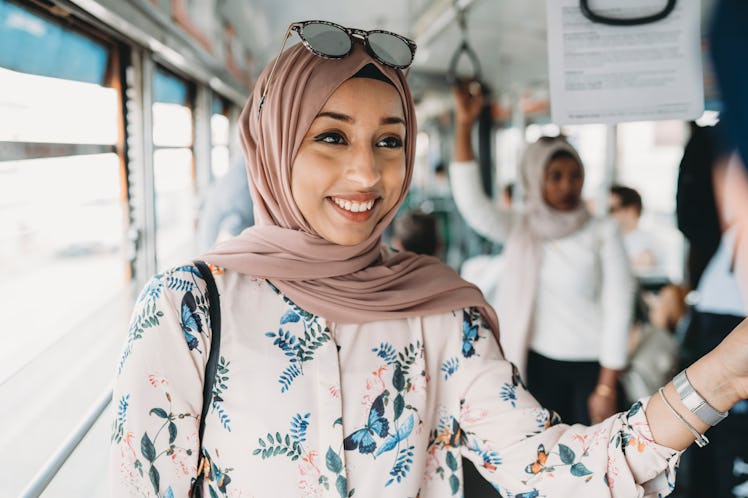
[541,155,584,211]
[292,77,407,246]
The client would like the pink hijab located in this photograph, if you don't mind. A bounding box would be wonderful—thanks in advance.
[497,137,591,376]
[203,42,499,338]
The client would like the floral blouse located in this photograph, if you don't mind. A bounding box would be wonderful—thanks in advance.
[110,264,681,497]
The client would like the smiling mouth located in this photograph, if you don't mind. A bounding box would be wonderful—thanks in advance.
[330,197,377,213]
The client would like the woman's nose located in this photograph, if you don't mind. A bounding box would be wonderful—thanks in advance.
[345,145,381,187]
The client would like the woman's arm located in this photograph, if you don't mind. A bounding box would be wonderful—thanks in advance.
[646,317,748,450]
[457,308,748,496]
[589,220,636,422]
[450,84,514,243]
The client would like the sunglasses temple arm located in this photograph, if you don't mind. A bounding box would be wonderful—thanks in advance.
[258,29,292,117]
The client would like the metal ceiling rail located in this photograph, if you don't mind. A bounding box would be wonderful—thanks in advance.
[18,386,113,498]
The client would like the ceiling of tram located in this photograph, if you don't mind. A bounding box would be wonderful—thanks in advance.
[226,0,717,111]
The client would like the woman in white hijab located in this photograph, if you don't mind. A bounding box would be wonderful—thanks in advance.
[450,84,635,425]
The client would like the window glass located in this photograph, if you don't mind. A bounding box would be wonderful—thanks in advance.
[0,0,108,84]
[0,60,125,497]
[153,68,196,270]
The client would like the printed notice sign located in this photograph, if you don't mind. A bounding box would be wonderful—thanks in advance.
[546,0,703,124]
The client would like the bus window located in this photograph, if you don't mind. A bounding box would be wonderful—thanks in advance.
[152,67,197,270]
[0,2,125,495]
[211,96,231,179]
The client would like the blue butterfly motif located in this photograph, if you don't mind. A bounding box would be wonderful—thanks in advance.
[180,292,203,351]
[343,392,390,454]
[461,311,479,358]
[375,413,415,457]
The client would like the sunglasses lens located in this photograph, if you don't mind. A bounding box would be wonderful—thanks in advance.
[301,22,351,57]
[367,32,414,68]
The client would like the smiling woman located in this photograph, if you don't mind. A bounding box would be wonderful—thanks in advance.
[109,21,748,498]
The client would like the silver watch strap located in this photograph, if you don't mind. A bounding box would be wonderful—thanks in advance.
[673,369,728,426]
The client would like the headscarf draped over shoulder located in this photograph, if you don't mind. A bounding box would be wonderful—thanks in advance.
[203,41,500,340]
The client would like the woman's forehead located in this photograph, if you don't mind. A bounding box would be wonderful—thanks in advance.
[320,78,405,117]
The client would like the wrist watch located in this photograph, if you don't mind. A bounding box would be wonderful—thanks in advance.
[673,369,729,426]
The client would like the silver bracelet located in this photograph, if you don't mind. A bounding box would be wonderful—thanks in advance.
[658,387,710,448]
[673,369,728,426]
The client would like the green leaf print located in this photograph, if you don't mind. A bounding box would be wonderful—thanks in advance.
[141,432,156,462]
[326,447,343,474]
[449,474,460,495]
[149,407,168,418]
[393,394,405,421]
[168,421,177,444]
[571,462,593,477]
[559,444,575,464]
[149,464,160,493]
[445,451,458,472]
[392,365,405,391]
[335,475,347,498]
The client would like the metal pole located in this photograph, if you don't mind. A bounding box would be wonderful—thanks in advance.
[18,387,113,498]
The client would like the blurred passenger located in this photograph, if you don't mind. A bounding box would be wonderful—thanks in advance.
[609,184,666,279]
[676,122,724,290]
[196,156,254,252]
[391,209,441,257]
[619,284,684,405]
[500,182,514,210]
[676,117,748,498]
[450,83,635,425]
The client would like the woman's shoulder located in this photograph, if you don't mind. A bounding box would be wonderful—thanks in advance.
[139,263,274,305]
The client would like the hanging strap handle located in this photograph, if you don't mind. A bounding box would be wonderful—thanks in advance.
[446,3,482,85]
[189,260,222,498]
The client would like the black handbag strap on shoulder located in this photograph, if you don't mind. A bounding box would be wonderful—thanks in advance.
[190,260,222,498]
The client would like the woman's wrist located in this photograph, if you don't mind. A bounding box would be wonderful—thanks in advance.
[685,350,741,414]
[593,383,616,398]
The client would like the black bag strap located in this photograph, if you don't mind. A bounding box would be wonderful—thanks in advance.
[190,260,222,498]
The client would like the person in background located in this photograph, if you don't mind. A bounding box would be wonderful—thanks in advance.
[450,83,635,426]
[391,209,441,258]
[609,185,666,280]
[110,25,748,498]
[196,156,254,252]
[619,284,684,405]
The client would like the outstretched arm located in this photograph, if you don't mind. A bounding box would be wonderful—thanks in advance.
[646,317,748,450]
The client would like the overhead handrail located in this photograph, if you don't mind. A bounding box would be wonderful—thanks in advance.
[580,0,676,26]
[19,386,113,498]
[446,2,482,85]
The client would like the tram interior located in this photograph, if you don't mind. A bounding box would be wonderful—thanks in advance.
[1,0,743,496]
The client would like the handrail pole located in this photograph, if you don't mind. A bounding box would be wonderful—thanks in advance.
[18,387,113,498]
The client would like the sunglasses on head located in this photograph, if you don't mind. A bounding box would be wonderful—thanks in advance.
[258,20,417,117]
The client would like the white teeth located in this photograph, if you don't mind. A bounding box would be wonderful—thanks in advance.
[332,197,375,213]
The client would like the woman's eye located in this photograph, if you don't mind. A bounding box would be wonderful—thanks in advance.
[377,136,403,148]
[314,132,346,145]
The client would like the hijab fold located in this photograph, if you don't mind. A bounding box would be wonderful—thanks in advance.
[497,138,591,376]
[203,42,500,342]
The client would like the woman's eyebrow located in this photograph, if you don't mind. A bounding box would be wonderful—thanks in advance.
[315,111,405,126]
[381,116,406,126]
[317,111,352,122]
